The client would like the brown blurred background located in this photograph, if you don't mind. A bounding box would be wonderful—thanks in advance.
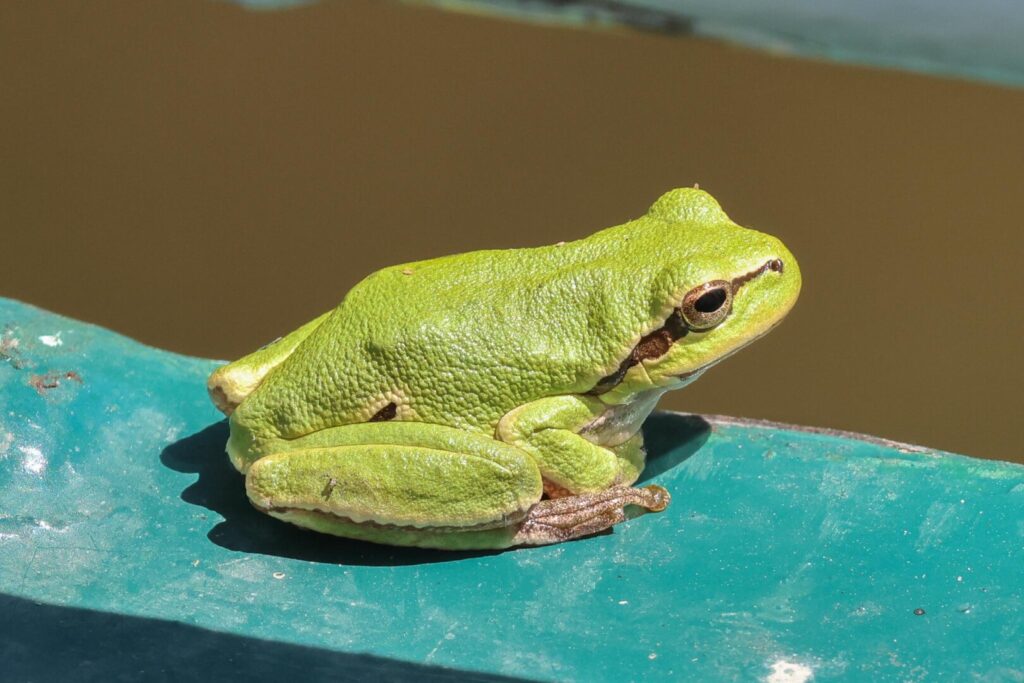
[2,1,1022,461]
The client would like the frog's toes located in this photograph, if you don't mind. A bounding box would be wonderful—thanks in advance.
[639,484,671,512]
[513,485,670,546]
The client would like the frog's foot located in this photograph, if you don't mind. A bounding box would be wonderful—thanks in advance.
[513,485,669,546]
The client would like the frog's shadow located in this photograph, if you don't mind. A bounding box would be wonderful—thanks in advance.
[159,412,709,567]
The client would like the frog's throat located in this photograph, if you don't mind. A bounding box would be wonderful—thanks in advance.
[589,258,784,395]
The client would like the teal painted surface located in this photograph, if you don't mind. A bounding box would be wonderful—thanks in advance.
[1,296,1021,681]
[224,0,1024,88]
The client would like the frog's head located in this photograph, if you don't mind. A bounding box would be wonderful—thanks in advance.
[593,188,801,402]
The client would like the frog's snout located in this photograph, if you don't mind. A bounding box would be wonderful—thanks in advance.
[751,238,802,317]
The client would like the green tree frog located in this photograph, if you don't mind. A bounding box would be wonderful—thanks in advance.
[208,188,801,550]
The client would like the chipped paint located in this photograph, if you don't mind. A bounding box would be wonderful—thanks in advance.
[38,333,63,347]
[27,370,83,395]
[0,325,25,369]
[17,445,47,475]
[766,659,814,683]
[0,431,14,457]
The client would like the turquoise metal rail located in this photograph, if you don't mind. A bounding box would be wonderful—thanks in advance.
[1,297,1021,680]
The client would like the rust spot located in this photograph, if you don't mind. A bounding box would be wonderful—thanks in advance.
[28,370,83,395]
[369,402,397,422]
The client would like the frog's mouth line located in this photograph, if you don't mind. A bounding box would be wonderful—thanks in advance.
[589,259,784,394]
[672,316,784,381]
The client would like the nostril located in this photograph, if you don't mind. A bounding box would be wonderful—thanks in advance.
[768,258,784,274]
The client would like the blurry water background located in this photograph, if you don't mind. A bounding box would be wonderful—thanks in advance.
[2,0,1021,461]
[233,0,1024,86]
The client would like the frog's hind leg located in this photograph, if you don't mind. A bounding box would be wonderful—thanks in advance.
[242,421,668,550]
[512,485,670,546]
[243,422,546,550]
[208,310,332,414]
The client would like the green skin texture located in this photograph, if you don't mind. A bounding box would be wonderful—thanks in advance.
[209,188,801,549]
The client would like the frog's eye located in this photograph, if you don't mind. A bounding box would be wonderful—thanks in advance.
[680,280,733,330]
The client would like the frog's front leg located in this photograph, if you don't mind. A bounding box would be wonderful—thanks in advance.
[497,394,655,493]
[495,394,670,545]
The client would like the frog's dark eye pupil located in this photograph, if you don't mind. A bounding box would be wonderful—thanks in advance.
[680,279,733,330]
[695,288,728,313]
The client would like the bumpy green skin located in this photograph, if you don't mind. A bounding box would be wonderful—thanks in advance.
[209,188,801,549]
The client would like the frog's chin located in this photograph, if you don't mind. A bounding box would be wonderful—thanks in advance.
[673,366,706,382]
[664,367,707,389]
[665,314,788,385]
[664,349,738,387]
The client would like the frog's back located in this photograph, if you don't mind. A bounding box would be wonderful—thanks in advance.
[237,236,638,438]
[232,189,739,441]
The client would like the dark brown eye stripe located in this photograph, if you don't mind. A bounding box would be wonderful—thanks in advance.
[589,258,784,395]
[588,358,632,395]
[632,330,673,362]
[634,310,689,362]
[731,258,784,293]
[589,311,688,394]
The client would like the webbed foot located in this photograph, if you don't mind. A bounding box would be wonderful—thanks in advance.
[513,485,670,546]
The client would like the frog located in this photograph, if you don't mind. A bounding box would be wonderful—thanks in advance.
[207,188,801,550]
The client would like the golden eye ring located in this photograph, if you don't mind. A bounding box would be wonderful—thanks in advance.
[680,280,733,330]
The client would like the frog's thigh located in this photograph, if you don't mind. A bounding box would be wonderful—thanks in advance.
[245,423,543,548]
[497,395,643,494]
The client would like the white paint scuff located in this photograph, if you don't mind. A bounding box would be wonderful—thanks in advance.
[766,659,814,683]
[38,333,63,347]
[18,445,48,475]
